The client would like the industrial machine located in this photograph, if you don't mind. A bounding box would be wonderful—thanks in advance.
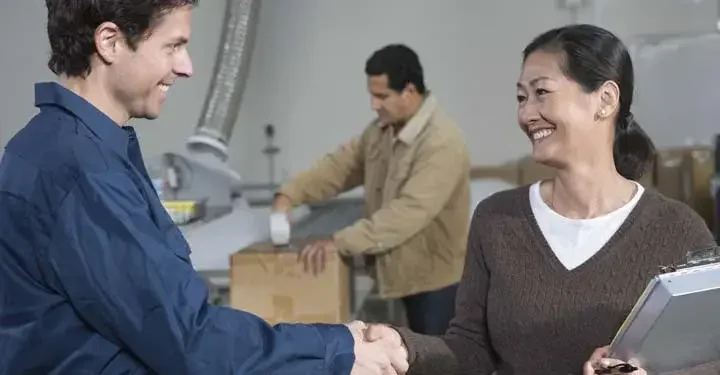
[144,0,367,301]
[144,0,267,279]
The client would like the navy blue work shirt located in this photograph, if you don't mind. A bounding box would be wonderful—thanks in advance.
[0,82,355,374]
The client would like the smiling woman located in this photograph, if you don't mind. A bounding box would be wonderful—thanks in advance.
[373,24,718,375]
[517,25,655,182]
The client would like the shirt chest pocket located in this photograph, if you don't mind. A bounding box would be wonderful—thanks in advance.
[364,145,386,194]
[166,225,192,262]
[126,163,193,263]
[152,208,192,262]
[384,150,414,198]
[145,196,191,262]
[363,135,414,201]
[137,184,193,262]
[388,153,413,181]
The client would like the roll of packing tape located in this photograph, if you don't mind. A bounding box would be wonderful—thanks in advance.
[269,212,291,246]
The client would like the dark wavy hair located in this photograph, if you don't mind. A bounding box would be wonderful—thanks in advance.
[45,0,198,77]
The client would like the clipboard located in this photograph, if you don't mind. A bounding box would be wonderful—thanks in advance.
[609,246,720,373]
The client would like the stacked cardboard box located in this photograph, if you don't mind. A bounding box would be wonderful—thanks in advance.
[654,147,715,231]
[229,239,352,324]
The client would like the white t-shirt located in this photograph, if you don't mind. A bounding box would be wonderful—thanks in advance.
[529,181,645,270]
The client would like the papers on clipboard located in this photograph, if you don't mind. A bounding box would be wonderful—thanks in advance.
[609,246,720,373]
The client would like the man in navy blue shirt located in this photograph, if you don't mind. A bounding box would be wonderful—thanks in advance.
[0,1,407,374]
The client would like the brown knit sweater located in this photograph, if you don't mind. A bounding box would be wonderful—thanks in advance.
[398,185,717,375]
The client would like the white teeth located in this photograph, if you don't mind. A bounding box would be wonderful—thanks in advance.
[159,84,170,92]
[531,129,554,140]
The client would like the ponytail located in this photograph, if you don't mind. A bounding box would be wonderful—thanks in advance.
[613,112,655,181]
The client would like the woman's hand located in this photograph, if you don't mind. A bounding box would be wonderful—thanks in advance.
[583,346,647,375]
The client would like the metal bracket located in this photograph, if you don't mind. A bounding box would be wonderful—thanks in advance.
[659,245,720,273]
[556,0,590,23]
[556,0,589,10]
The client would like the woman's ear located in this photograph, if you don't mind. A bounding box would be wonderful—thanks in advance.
[596,80,620,119]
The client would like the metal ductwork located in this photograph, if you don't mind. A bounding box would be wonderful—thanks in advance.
[150,0,262,218]
[186,0,261,161]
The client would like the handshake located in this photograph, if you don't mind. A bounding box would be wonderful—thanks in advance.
[343,322,649,375]
[346,321,410,375]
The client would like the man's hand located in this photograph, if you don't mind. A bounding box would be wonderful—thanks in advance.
[364,323,409,373]
[346,321,409,375]
[364,324,405,355]
[583,346,646,375]
[298,239,339,275]
[272,194,293,220]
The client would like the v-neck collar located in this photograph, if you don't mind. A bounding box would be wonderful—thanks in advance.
[519,184,653,274]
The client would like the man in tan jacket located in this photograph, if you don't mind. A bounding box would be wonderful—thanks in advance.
[273,44,470,335]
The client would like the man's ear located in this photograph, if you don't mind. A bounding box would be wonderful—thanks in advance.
[94,22,125,64]
[403,83,417,96]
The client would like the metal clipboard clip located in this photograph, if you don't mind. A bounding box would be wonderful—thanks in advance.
[659,245,720,274]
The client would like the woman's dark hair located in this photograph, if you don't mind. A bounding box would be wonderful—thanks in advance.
[523,24,655,181]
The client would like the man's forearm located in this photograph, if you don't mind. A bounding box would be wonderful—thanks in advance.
[277,171,352,207]
[277,138,365,207]
[190,306,356,374]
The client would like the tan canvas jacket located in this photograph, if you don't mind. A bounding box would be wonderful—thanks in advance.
[279,94,470,298]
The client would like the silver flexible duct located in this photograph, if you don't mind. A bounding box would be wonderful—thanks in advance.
[187,0,261,161]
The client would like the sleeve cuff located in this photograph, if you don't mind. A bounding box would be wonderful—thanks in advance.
[394,326,456,374]
[275,188,299,206]
[333,230,369,256]
[394,326,419,365]
[314,323,355,374]
[334,224,384,256]
[333,231,354,256]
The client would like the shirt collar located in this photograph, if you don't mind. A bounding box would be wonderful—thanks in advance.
[34,81,134,156]
[382,92,438,145]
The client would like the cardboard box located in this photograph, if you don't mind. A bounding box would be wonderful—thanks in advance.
[230,239,352,325]
[683,147,715,230]
[655,148,686,201]
[637,166,655,188]
[654,146,715,229]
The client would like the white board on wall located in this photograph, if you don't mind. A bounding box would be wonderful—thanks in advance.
[580,0,719,42]
[631,33,720,148]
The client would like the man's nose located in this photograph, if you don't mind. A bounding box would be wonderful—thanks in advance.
[175,50,194,78]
